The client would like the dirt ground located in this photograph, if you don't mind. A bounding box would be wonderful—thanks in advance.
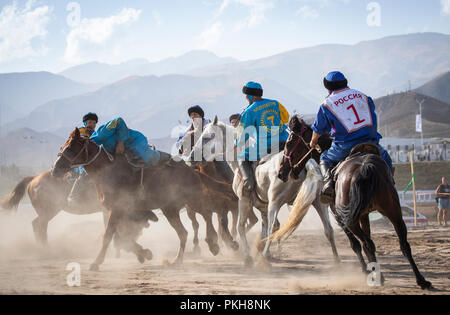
[0,203,448,295]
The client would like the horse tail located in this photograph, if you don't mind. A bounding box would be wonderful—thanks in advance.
[0,176,35,211]
[268,159,322,242]
[338,157,381,227]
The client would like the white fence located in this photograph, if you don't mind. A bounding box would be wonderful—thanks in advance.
[398,190,436,204]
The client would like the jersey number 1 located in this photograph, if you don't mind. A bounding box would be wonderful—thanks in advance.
[347,104,366,125]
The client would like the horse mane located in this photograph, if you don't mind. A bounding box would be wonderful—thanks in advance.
[289,114,332,151]
[61,129,88,151]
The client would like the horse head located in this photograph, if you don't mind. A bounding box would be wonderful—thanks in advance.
[278,115,313,182]
[188,116,235,163]
[51,128,101,178]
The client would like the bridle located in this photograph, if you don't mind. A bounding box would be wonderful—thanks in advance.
[283,125,314,169]
[58,139,109,169]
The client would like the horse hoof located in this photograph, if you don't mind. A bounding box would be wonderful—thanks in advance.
[172,258,183,266]
[137,254,145,264]
[89,263,100,271]
[244,256,254,267]
[209,243,220,256]
[144,249,153,261]
[230,241,239,251]
[420,280,433,290]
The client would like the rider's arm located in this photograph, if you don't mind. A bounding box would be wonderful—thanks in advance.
[310,105,331,148]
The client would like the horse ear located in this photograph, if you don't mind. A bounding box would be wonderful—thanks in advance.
[74,128,80,138]
[213,116,219,125]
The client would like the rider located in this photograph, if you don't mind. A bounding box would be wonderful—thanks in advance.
[90,117,171,165]
[177,105,211,155]
[229,113,241,128]
[309,71,393,203]
[236,82,290,192]
[79,112,98,138]
[67,113,98,207]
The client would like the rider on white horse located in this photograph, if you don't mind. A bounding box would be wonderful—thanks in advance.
[309,71,394,204]
[236,82,290,193]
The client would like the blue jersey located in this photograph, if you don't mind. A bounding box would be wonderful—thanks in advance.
[311,88,382,144]
[236,98,290,160]
[90,117,160,165]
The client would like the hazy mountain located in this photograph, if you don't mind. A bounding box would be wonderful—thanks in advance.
[0,72,97,125]
[375,91,450,138]
[60,50,238,84]
[3,73,313,139]
[0,128,64,169]
[414,71,450,104]
[190,33,450,105]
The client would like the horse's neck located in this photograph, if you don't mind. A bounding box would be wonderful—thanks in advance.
[83,149,111,179]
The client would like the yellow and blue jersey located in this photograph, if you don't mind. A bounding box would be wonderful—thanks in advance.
[236,99,290,161]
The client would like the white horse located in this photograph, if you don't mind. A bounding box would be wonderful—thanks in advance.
[189,117,339,266]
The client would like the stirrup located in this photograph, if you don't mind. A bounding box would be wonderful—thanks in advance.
[320,185,335,204]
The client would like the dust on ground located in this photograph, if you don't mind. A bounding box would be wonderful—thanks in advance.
[0,203,448,295]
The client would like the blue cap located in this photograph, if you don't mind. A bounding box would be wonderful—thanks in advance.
[325,71,347,82]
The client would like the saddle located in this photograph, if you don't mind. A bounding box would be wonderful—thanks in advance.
[333,143,381,180]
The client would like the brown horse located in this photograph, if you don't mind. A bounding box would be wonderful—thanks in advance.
[0,171,104,244]
[0,171,155,261]
[187,161,258,254]
[272,115,432,290]
[51,128,239,270]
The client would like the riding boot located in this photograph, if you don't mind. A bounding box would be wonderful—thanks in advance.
[67,173,89,208]
[238,160,256,193]
[320,160,335,204]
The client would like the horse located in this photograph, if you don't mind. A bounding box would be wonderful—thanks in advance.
[51,128,239,270]
[178,133,258,252]
[271,115,432,290]
[189,117,339,266]
[0,171,156,261]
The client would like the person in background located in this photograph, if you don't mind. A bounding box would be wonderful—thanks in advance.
[177,105,211,155]
[229,113,241,128]
[435,177,449,226]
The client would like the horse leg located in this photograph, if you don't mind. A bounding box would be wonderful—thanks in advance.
[103,210,121,259]
[231,208,238,238]
[90,209,121,271]
[199,211,220,256]
[380,200,432,290]
[312,200,340,263]
[238,196,253,266]
[186,207,200,255]
[246,208,258,233]
[262,200,283,259]
[162,208,188,265]
[32,208,60,246]
[219,210,239,251]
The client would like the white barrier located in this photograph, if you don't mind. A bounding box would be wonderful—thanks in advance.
[398,190,436,203]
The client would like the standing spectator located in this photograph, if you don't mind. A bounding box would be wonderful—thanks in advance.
[435,177,450,226]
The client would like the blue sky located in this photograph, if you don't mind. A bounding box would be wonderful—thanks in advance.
[0,0,449,73]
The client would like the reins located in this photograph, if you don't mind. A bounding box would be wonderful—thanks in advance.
[59,139,113,169]
[284,125,316,170]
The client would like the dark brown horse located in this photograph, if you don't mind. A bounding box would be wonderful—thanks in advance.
[187,161,258,254]
[272,115,432,290]
[51,128,238,270]
[0,171,156,262]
